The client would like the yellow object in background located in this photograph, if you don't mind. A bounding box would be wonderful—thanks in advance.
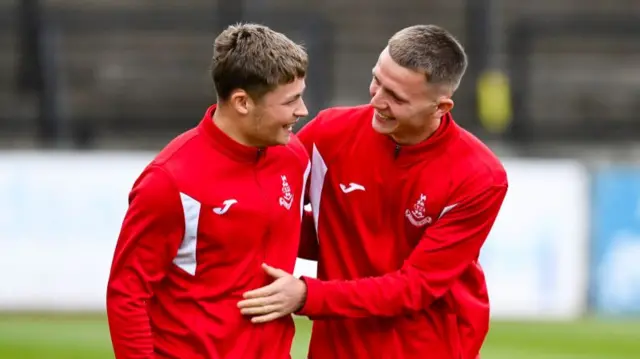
[477,70,512,134]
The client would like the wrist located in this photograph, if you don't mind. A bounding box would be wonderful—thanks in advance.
[294,277,308,312]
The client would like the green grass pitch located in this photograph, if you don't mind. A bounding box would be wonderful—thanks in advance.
[0,313,639,358]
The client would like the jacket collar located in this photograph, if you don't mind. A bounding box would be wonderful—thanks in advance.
[198,105,266,163]
[375,110,460,165]
[385,113,460,157]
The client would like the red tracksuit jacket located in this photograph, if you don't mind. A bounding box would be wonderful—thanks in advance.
[296,105,508,359]
[106,105,310,359]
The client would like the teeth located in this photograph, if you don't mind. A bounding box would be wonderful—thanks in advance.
[376,111,392,120]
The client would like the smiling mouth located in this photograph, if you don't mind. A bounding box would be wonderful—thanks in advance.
[375,110,395,121]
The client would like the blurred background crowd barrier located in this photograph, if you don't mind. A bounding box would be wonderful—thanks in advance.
[1,0,640,320]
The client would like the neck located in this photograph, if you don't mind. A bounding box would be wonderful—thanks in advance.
[212,104,259,147]
[390,117,441,145]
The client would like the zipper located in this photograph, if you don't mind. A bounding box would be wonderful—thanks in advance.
[387,144,401,229]
[253,148,270,266]
[252,150,271,356]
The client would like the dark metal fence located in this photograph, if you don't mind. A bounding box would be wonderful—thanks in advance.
[1,0,638,149]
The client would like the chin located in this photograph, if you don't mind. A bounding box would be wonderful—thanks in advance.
[272,131,292,146]
[371,116,397,135]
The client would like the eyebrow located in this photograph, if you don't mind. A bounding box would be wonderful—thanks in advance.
[372,70,409,102]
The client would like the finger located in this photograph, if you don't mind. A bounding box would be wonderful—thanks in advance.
[237,296,278,309]
[262,263,288,279]
[251,311,285,324]
[242,283,278,299]
[240,304,280,316]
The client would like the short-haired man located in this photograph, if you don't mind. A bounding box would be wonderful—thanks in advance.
[107,23,310,359]
[239,24,508,359]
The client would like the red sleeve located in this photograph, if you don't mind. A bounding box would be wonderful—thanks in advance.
[106,165,185,359]
[297,184,507,318]
[296,117,322,261]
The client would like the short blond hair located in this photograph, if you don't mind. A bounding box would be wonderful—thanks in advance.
[388,25,467,92]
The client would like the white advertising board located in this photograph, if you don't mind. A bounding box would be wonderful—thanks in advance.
[0,152,587,319]
[0,151,154,310]
[480,159,589,320]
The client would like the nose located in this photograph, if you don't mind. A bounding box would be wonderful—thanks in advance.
[369,81,378,100]
[295,100,309,118]
[369,87,385,109]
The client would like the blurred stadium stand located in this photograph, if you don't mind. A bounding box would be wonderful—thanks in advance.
[2,3,640,357]
[0,0,639,153]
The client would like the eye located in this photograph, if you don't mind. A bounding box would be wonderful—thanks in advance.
[390,93,405,103]
[284,96,301,105]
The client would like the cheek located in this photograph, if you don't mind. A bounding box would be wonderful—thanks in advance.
[262,110,288,130]
[400,107,430,127]
[390,104,406,119]
[252,113,272,134]
[415,105,435,121]
[393,106,417,125]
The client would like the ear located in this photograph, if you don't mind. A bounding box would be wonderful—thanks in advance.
[229,89,251,115]
[435,97,454,117]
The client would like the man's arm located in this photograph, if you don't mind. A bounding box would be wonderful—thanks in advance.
[239,183,508,322]
[106,165,185,358]
[298,184,507,318]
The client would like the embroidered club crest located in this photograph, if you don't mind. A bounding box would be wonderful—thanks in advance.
[279,175,294,210]
[405,193,432,227]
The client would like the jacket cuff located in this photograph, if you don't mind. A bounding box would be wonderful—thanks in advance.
[296,276,323,316]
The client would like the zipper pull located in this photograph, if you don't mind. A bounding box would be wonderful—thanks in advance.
[394,144,401,158]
